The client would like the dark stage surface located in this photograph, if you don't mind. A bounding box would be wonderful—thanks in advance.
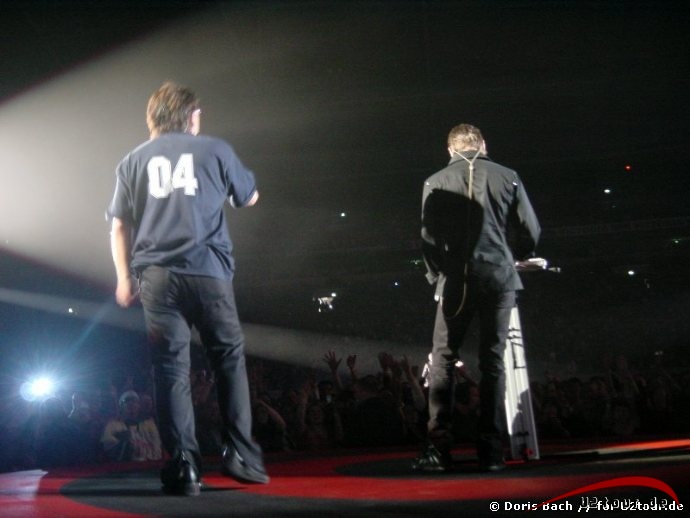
[2,438,688,517]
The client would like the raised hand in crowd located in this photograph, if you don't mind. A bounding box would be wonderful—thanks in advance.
[346,354,358,381]
[401,355,427,412]
[378,351,402,397]
[323,351,341,372]
[378,351,395,373]
[322,351,344,391]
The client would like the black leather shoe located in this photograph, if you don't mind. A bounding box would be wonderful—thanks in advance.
[221,445,270,484]
[411,444,452,473]
[161,454,201,496]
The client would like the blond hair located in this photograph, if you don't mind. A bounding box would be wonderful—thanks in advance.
[447,124,485,154]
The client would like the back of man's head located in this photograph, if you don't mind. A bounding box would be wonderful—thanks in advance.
[146,81,200,135]
[447,124,485,154]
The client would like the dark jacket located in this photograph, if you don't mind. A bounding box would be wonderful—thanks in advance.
[421,152,541,299]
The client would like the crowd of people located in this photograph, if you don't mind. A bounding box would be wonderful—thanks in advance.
[0,347,688,474]
[0,373,163,472]
[532,352,688,439]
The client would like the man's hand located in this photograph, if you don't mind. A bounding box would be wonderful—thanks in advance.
[110,216,136,307]
[115,277,138,308]
[378,351,394,371]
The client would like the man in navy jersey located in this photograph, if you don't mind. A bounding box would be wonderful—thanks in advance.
[107,82,268,496]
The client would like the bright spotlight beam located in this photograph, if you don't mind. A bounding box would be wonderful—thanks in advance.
[0,287,144,331]
[20,375,56,402]
[30,377,54,398]
[0,288,427,374]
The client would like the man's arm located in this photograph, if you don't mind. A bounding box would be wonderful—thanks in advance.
[421,181,442,284]
[246,190,259,206]
[228,189,259,208]
[223,144,259,208]
[110,217,138,307]
[511,180,541,260]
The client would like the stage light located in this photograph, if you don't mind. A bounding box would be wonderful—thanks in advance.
[31,377,54,397]
[624,164,632,171]
[20,375,57,402]
[340,212,347,218]
[314,292,337,313]
[627,270,636,276]
[603,188,611,194]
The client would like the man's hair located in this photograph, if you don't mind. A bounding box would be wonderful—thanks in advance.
[447,123,485,153]
[146,81,200,135]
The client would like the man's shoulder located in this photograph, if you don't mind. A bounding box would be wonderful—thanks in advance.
[424,160,467,189]
[118,139,160,169]
[127,134,231,154]
[479,157,518,178]
[424,166,452,186]
[118,135,235,173]
[124,138,158,160]
[190,133,228,146]
[193,134,234,152]
[424,158,521,192]
[187,135,241,166]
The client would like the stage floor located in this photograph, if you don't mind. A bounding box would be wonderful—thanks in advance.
[1,437,688,517]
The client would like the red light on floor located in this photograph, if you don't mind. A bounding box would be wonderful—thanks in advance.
[624,164,632,171]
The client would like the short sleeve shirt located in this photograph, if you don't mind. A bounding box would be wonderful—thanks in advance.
[107,132,257,279]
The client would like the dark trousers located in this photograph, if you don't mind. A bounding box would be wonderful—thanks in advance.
[139,266,263,471]
[427,283,515,461]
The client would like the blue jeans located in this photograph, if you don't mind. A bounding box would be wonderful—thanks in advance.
[428,282,515,461]
[139,266,263,471]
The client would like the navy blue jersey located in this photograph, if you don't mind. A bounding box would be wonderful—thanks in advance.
[107,132,257,279]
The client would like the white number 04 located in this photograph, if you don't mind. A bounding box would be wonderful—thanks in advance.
[147,154,198,198]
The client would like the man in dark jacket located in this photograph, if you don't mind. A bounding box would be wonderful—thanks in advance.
[413,124,540,472]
